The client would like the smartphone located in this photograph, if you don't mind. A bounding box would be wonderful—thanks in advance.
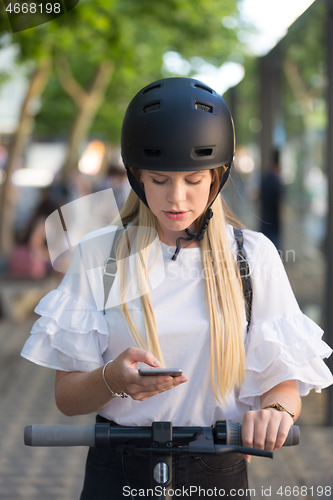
[138,368,182,377]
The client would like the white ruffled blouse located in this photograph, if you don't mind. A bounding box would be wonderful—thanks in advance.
[21,225,333,426]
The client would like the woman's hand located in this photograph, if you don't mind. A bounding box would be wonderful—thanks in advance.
[104,347,188,401]
[241,407,293,455]
[55,347,187,416]
[240,380,301,463]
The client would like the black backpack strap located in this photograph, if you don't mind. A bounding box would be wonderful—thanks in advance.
[103,226,127,314]
[233,228,252,332]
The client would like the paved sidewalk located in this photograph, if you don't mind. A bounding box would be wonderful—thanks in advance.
[0,316,332,500]
[0,316,90,500]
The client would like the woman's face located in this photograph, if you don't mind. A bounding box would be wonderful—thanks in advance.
[140,169,213,245]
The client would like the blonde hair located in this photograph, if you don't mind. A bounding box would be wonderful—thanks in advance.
[116,167,246,401]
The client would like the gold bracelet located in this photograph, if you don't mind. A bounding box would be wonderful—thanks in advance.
[102,360,128,398]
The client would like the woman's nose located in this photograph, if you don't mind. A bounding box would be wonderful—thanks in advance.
[166,181,186,203]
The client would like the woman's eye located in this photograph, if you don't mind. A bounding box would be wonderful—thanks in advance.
[186,179,201,185]
[151,178,201,185]
[152,178,167,185]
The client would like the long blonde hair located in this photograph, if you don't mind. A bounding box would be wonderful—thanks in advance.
[116,167,246,401]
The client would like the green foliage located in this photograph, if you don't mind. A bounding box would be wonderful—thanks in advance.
[282,1,327,137]
[225,55,260,146]
[1,0,244,140]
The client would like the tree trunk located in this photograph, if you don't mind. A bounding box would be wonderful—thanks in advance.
[57,59,114,178]
[0,56,52,255]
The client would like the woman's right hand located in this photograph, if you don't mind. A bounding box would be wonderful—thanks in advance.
[104,347,188,401]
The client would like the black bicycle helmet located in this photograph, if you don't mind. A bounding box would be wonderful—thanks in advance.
[121,77,235,258]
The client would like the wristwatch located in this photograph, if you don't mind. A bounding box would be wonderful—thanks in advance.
[262,402,295,420]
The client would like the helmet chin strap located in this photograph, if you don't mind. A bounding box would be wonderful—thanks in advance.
[171,208,213,261]
[171,165,231,261]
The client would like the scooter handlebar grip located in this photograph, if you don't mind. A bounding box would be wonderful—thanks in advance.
[283,424,300,446]
[226,421,300,446]
[24,425,96,447]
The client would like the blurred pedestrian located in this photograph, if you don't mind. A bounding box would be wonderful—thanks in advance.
[99,161,131,211]
[8,189,59,279]
[8,187,65,320]
[260,149,284,249]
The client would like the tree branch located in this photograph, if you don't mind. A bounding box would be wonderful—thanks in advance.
[55,54,87,108]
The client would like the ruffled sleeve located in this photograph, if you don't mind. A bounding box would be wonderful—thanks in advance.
[239,313,333,407]
[21,240,110,372]
[237,230,333,407]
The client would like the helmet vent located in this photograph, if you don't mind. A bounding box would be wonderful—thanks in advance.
[195,102,213,113]
[143,83,161,94]
[144,148,162,157]
[143,102,161,113]
[194,83,213,94]
[193,148,214,157]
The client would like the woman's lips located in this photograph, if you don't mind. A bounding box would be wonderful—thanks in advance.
[163,211,189,220]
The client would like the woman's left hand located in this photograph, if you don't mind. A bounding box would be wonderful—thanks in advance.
[240,380,301,462]
[241,408,294,462]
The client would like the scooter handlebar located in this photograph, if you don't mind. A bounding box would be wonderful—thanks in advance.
[24,421,300,448]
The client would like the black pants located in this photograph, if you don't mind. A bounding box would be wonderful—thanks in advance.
[80,418,249,500]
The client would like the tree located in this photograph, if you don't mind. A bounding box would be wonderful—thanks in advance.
[55,56,114,177]
[0,56,51,253]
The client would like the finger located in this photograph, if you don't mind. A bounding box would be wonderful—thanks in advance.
[137,375,187,394]
[252,411,271,450]
[158,375,187,392]
[261,410,292,451]
[274,415,293,450]
[135,375,173,392]
[240,454,252,464]
[123,347,161,368]
[241,413,255,448]
[264,417,280,451]
[132,375,187,401]
[133,383,175,401]
[155,375,187,388]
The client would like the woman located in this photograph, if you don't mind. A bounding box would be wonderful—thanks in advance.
[21,78,333,499]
